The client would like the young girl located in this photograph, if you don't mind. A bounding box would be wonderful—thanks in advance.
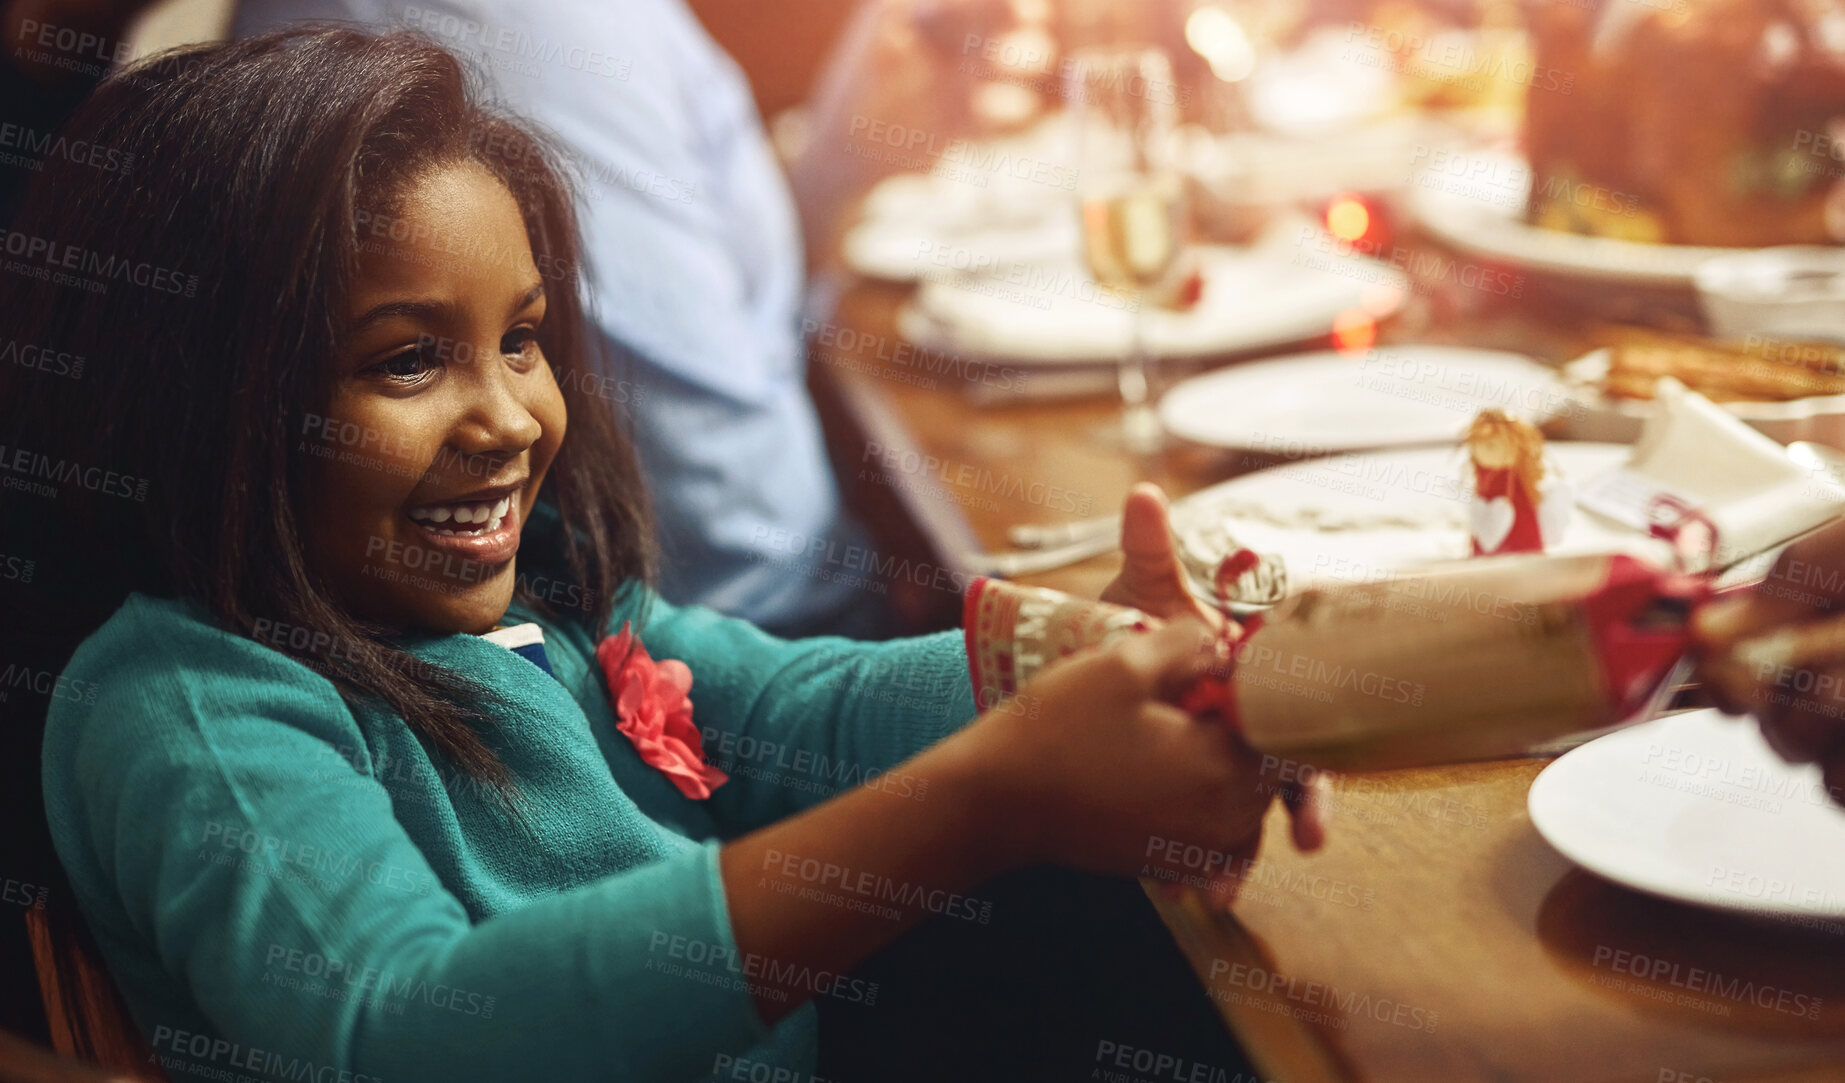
[0,27,1318,1082]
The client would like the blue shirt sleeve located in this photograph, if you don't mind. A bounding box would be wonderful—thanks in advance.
[627,592,981,835]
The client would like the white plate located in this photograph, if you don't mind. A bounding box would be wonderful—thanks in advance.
[1406,149,1744,288]
[1171,442,1665,592]
[894,232,1408,366]
[1556,349,1845,447]
[1159,345,1568,452]
[1530,709,1845,920]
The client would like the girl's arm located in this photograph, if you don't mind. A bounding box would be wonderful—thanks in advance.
[605,596,981,832]
[624,482,1228,838]
[53,599,1303,1077]
[718,621,1295,1022]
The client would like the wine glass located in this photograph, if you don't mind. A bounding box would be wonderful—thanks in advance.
[1065,44,1187,454]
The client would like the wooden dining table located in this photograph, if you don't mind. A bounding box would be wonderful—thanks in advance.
[804,218,1845,1083]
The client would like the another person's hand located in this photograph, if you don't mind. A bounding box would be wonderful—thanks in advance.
[962,619,1325,909]
[1695,522,1845,801]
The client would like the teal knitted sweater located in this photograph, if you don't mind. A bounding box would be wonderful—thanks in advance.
[41,580,977,1083]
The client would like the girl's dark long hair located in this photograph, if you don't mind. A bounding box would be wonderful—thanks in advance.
[0,27,651,1047]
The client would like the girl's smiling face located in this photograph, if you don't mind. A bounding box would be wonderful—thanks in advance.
[306,161,566,635]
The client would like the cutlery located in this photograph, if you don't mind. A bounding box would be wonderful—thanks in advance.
[966,530,1121,578]
[1007,515,1120,550]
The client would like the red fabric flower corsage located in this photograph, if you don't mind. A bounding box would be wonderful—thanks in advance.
[596,623,728,800]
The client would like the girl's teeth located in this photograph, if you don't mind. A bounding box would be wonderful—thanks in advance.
[408,497,513,535]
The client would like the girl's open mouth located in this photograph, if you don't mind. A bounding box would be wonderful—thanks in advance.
[404,494,521,565]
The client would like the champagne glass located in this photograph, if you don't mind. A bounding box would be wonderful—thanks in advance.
[1065,45,1187,454]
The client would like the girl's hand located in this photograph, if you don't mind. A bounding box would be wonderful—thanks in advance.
[1101,483,1222,629]
[960,620,1325,909]
[1096,482,1325,898]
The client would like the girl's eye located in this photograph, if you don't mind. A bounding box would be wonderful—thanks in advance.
[372,344,437,384]
[501,327,537,356]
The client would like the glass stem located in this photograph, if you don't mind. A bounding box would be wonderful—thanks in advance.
[1120,294,1160,453]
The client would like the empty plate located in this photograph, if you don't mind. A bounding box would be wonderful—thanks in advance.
[1159,345,1569,451]
[1530,709,1845,921]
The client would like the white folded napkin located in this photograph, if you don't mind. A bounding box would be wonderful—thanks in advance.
[1576,379,1845,571]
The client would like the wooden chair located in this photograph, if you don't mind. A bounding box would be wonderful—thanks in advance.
[0,1027,138,1083]
[23,907,165,1082]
